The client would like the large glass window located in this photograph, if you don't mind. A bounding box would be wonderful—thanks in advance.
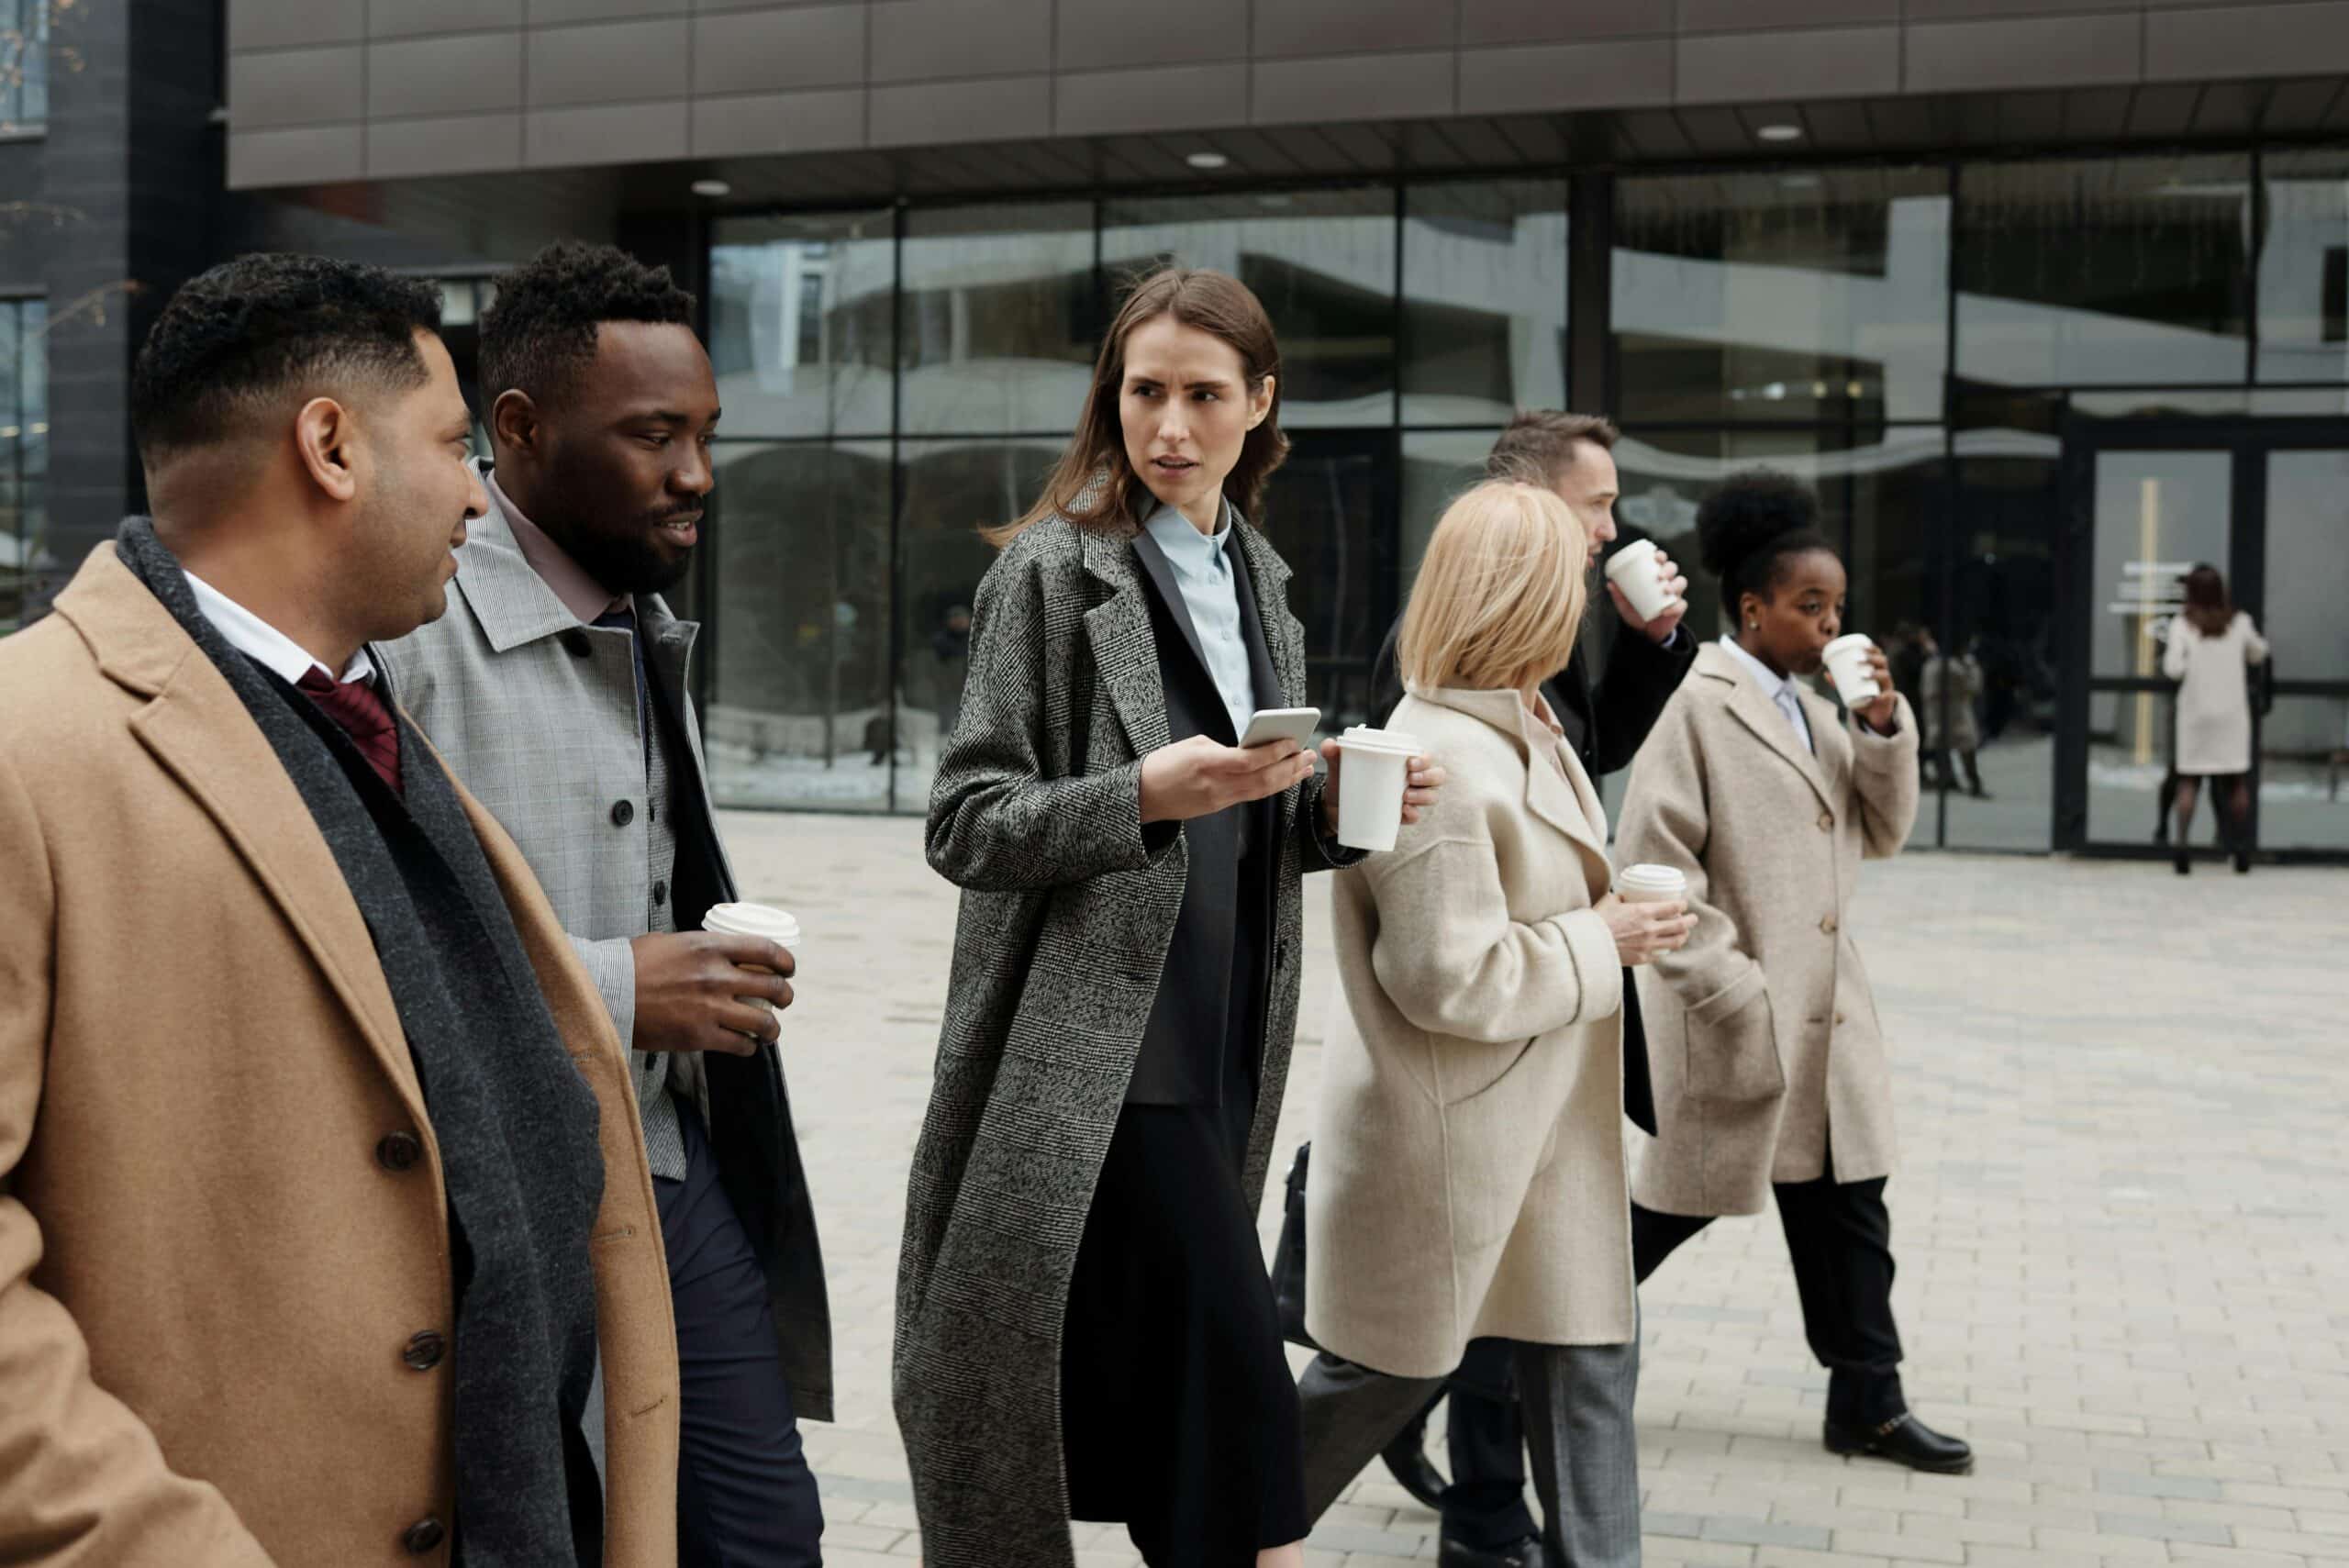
[1,0,48,129]
[1103,187,1397,428]
[1957,156,2251,391]
[703,440,895,812]
[1401,180,1566,426]
[709,211,896,439]
[0,298,48,635]
[1615,167,1950,426]
[2256,149,2349,384]
[900,203,1096,437]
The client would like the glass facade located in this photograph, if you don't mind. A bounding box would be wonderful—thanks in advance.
[0,298,49,637]
[1,0,49,130]
[696,152,2349,855]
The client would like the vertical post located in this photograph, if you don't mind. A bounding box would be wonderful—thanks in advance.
[1567,172,1613,417]
[2132,475,2160,766]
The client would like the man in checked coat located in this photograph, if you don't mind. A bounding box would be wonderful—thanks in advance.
[378,242,830,1567]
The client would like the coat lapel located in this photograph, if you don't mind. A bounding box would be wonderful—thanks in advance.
[1705,644,1836,813]
[1413,684,1612,888]
[59,549,429,1123]
[1079,525,1173,761]
[1231,513,1304,707]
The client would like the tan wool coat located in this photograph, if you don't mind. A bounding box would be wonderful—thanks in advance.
[1307,686,1632,1378]
[1616,642,1919,1218]
[0,545,680,1567]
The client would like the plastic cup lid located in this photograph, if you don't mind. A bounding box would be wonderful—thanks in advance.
[1615,862,1687,893]
[704,901,801,942]
[1340,726,1421,755]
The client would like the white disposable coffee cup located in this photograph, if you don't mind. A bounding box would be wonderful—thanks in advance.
[703,902,800,1026]
[1604,539,1680,624]
[1333,726,1422,853]
[1614,862,1688,904]
[1820,633,1882,705]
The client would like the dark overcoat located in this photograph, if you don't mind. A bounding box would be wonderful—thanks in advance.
[894,511,1352,1568]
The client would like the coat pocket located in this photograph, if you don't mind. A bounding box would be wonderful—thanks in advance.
[1685,989,1784,1103]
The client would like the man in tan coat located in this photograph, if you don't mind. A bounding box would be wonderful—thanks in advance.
[0,255,678,1564]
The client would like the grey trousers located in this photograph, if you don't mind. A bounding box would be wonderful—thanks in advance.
[1297,1336,1642,1568]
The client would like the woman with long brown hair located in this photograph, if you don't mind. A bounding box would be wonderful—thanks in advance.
[2163,563,2270,873]
[894,266,1442,1568]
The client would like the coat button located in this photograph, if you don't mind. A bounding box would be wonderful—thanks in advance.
[611,799,635,827]
[402,1330,446,1372]
[401,1518,446,1554]
[560,628,593,659]
[375,1132,422,1173]
[1820,914,1839,935]
[1835,1012,1847,1026]
[652,880,668,907]
[1818,810,1833,831]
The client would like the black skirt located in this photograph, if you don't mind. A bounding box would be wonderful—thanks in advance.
[1061,1095,1308,1565]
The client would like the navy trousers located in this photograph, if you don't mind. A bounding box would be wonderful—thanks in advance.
[656,1102,824,1567]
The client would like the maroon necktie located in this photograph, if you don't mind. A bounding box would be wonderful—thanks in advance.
[296,667,404,797]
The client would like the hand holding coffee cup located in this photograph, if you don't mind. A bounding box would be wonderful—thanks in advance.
[1603,539,1690,641]
[1598,864,1698,965]
[1318,728,1443,851]
[1140,733,1319,824]
[631,906,798,1055]
[1821,633,1899,731]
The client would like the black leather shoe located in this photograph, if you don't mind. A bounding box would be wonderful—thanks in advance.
[1439,1535,1542,1568]
[2175,847,2192,875]
[1825,1411,1974,1474]
[1379,1422,1449,1512]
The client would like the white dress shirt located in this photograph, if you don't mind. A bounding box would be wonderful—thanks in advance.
[1718,633,1813,755]
[183,571,376,688]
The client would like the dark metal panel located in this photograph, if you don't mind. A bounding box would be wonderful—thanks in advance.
[2193,81,2269,137]
[1800,99,1876,151]
[1428,117,1523,166]
[2125,83,2205,139]
[2059,86,2136,142]
[2259,76,2345,134]
[1490,114,1570,164]
[1611,107,1695,160]
[1678,105,1760,155]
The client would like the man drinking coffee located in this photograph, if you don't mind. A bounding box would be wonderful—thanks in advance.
[378,240,829,1567]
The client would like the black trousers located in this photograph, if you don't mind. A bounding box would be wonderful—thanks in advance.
[1442,1175,1907,1547]
[656,1102,824,1567]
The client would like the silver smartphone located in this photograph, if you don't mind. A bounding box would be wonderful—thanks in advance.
[1237,706,1321,750]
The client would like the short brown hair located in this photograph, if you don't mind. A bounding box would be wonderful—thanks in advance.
[1398,480,1590,697]
[1484,409,1619,488]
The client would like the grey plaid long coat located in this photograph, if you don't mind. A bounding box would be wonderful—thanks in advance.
[896,512,1352,1567]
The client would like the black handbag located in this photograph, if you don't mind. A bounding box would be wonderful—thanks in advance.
[1273,1141,1319,1351]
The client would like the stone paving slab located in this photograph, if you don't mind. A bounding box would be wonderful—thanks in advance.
[719,808,2349,1565]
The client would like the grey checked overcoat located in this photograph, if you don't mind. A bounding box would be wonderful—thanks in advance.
[896,511,1353,1568]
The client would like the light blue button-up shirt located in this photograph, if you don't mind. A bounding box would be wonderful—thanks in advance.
[1143,498,1258,740]
[1719,634,1815,755]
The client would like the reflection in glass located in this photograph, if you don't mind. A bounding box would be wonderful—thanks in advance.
[2258,149,2349,384]
[2262,450,2349,687]
[1103,188,1396,428]
[1401,180,1565,425]
[2087,450,2230,683]
[896,437,1063,807]
[2258,696,2349,851]
[1256,434,1396,729]
[901,203,1096,436]
[704,441,896,811]
[1943,439,2061,851]
[1398,429,1498,582]
[0,300,48,635]
[1614,167,1950,424]
[709,211,895,439]
[1957,156,2250,388]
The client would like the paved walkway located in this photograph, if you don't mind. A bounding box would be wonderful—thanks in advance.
[718,808,2349,1566]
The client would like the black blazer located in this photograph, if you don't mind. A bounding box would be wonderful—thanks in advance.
[1121,527,1281,1108]
[1368,611,1697,1136]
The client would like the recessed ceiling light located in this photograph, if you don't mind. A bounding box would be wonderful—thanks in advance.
[690,178,732,198]
[1756,123,1804,143]
[1186,150,1230,171]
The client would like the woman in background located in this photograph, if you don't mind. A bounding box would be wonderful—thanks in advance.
[2163,563,2269,874]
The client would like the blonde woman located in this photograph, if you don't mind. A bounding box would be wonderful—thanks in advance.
[1297,480,1693,1568]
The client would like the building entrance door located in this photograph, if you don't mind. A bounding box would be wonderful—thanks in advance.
[2057,417,2349,862]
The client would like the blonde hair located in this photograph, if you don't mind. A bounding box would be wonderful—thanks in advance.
[1398,480,1590,697]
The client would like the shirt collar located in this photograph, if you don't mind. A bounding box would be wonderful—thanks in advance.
[1141,495,1231,568]
[1717,633,1800,706]
[492,472,630,625]
[183,570,375,687]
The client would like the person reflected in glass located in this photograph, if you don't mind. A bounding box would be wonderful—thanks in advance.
[1296,480,1694,1568]
[1920,628,1988,798]
[895,265,1444,1568]
[2163,563,2270,874]
[1617,470,1974,1480]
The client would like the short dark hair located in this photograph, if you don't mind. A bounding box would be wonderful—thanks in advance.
[477,240,698,408]
[130,254,443,462]
[1485,410,1620,485]
[1696,468,1836,616]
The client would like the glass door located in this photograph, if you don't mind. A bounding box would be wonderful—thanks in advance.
[2251,449,2349,853]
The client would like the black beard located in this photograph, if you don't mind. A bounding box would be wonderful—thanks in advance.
[558,519,695,599]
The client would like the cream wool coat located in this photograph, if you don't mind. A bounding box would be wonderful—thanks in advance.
[1616,642,1920,1218]
[1306,686,1632,1379]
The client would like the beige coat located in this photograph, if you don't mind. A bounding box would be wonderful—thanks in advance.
[2163,611,2269,775]
[1615,642,1919,1218]
[1307,686,1631,1378]
[0,546,679,1566]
